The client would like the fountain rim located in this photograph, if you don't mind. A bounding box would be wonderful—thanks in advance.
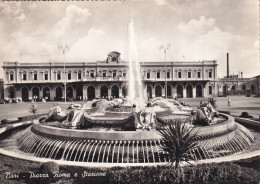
[0,148,259,168]
[0,114,256,167]
[32,113,235,141]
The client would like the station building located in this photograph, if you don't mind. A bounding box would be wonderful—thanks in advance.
[1,51,258,101]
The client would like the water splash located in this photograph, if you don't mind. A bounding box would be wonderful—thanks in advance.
[127,20,146,109]
[17,123,254,163]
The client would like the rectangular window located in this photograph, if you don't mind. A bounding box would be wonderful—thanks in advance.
[33,73,37,80]
[103,72,106,77]
[78,73,82,80]
[157,71,160,79]
[178,72,182,78]
[112,72,116,78]
[57,73,61,80]
[147,72,150,79]
[44,73,48,80]
[22,73,27,80]
[197,72,201,78]
[123,72,126,78]
[188,71,191,78]
[209,71,212,78]
[167,71,170,79]
[90,72,94,78]
[10,73,14,81]
[68,73,71,80]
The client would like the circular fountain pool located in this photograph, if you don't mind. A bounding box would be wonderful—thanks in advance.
[11,98,254,164]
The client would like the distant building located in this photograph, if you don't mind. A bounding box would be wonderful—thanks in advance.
[215,53,258,97]
[0,79,3,99]
[1,51,258,101]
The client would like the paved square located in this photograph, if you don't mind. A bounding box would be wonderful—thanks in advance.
[0,96,259,120]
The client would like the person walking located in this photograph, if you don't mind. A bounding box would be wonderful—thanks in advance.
[227,97,231,106]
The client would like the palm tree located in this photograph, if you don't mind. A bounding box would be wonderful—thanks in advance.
[158,120,199,169]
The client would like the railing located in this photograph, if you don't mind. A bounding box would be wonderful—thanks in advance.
[217,78,250,82]
[5,77,129,84]
[143,78,212,81]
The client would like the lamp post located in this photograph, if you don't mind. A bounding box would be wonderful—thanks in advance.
[58,45,69,103]
[159,44,171,99]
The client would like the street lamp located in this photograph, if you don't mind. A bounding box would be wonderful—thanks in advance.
[159,44,171,99]
[58,45,69,103]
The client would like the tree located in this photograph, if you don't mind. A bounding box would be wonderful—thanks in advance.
[29,103,39,119]
[158,120,200,169]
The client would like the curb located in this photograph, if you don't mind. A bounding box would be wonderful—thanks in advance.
[0,121,259,168]
[234,117,260,131]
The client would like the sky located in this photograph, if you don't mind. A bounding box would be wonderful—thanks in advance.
[0,0,259,78]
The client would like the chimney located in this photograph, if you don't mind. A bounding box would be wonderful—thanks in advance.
[227,53,229,78]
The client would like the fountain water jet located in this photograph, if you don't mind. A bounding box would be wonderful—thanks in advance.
[127,20,146,109]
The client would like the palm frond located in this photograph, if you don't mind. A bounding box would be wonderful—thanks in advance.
[157,119,200,168]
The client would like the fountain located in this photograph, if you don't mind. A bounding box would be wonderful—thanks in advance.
[127,20,146,109]
[13,97,254,164]
[0,20,255,166]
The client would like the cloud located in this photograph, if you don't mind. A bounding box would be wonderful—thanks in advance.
[15,13,26,22]
[139,37,163,61]
[3,31,57,63]
[49,5,92,42]
[174,16,257,77]
[62,5,91,26]
[68,28,108,61]
[1,4,93,64]
[0,2,26,22]
[154,0,167,6]
[177,16,215,35]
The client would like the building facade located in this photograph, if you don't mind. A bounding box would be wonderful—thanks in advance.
[1,51,257,101]
[0,79,3,99]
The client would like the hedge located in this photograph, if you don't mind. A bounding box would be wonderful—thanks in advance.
[18,114,46,121]
[107,162,242,184]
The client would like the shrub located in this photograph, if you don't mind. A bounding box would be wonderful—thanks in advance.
[158,120,199,168]
[39,161,59,176]
[240,112,253,118]
[107,162,242,184]
[29,103,39,119]
[1,119,8,124]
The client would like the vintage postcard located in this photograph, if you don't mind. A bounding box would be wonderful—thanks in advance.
[0,0,259,183]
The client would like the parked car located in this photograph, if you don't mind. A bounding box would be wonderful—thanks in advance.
[4,98,11,103]
[0,99,5,104]
[11,98,18,103]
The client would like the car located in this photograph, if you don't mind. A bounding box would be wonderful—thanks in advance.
[0,99,5,104]
[3,98,11,103]
[11,98,18,103]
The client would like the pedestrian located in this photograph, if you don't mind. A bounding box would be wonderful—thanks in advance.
[228,97,231,106]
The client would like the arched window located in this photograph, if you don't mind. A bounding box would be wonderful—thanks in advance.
[196,85,203,97]
[111,85,119,98]
[209,86,213,95]
[87,86,95,99]
[177,85,183,98]
[251,85,255,93]
[242,85,246,91]
[186,85,193,98]
[155,85,162,97]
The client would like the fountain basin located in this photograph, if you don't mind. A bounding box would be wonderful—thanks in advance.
[32,121,161,140]
[16,113,254,163]
[34,113,231,140]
